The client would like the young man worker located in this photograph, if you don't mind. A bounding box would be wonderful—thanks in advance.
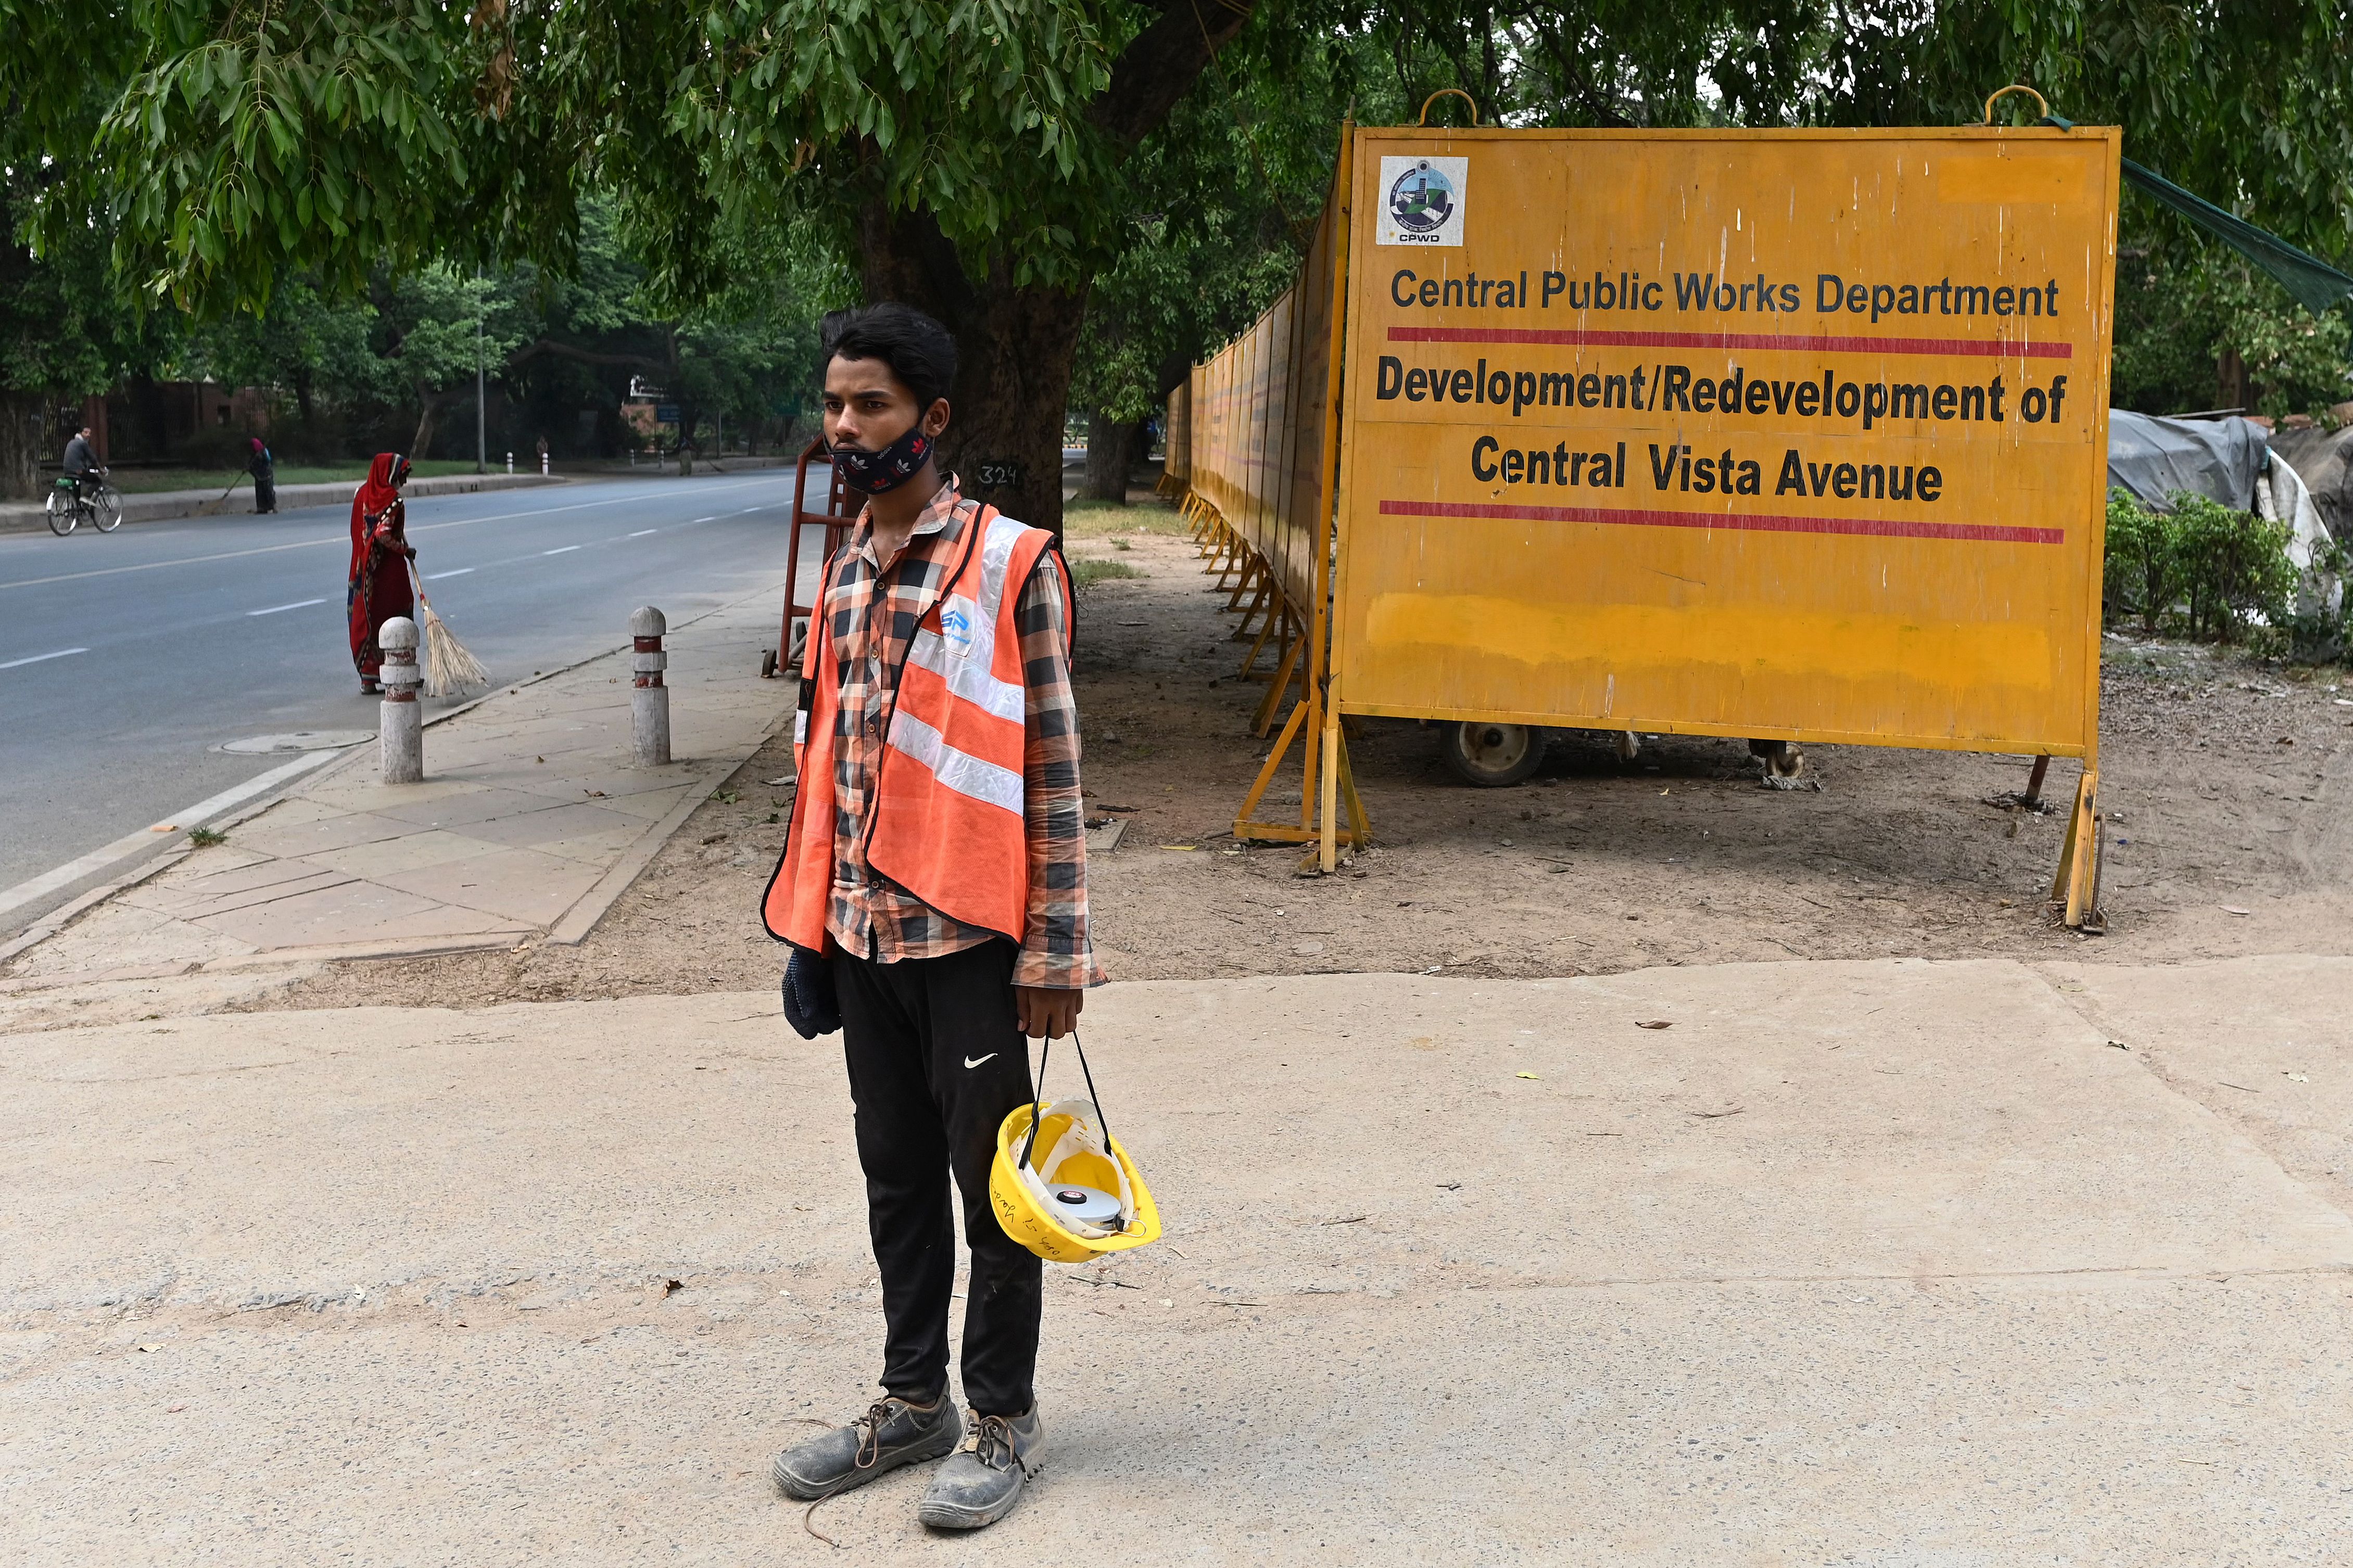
[763,303,1098,1531]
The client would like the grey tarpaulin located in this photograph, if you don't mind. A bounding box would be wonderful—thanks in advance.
[2106,409,2268,512]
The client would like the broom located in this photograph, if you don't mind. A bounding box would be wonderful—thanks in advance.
[408,560,490,698]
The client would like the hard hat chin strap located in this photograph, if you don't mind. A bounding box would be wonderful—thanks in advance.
[1018,1026,1114,1173]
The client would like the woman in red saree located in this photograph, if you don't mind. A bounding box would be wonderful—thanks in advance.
[347,453,415,693]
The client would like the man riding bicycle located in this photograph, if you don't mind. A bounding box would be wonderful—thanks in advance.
[47,423,123,535]
[62,425,104,495]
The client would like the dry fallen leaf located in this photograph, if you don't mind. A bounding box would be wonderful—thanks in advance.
[1690,1106,1746,1119]
[2222,906,2252,916]
[1516,1071,1540,1080]
[1635,1019,1674,1030]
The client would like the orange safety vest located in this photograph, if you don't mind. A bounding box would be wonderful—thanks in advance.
[763,503,1071,951]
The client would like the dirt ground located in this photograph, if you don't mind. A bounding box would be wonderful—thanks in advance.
[252,495,2353,1013]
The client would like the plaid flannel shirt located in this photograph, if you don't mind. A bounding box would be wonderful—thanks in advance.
[818,476,1100,989]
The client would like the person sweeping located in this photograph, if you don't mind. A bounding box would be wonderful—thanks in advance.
[248,437,277,514]
[762,302,1098,1532]
[347,453,414,695]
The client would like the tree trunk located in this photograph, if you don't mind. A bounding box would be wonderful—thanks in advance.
[2218,347,2249,412]
[856,204,1084,540]
[1083,407,1143,503]
[410,387,445,461]
[0,390,48,500]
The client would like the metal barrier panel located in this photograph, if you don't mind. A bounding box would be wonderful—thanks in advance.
[1184,153,1352,619]
[1332,126,2120,759]
[1163,384,1191,488]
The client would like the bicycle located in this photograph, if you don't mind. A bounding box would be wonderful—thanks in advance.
[47,471,123,536]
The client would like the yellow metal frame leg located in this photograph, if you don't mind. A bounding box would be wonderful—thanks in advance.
[1253,633,1304,736]
[2053,767,2102,928]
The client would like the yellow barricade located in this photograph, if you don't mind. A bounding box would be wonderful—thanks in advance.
[1183,121,2120,922]
[1180,131,1364,850]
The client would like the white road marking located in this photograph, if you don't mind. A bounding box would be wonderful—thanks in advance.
[542,545,581,556]
[628,529,659,538]
[0,646,87,670]
[693,516,717,523]
[426,567,474,580]
[246,598,327,617]
[0,475,795,593]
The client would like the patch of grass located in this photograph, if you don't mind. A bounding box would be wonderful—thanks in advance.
[1112,537,1132,550]
[187,826,227,847]
[1062,496,1184,537]
[1070,558,1146,590]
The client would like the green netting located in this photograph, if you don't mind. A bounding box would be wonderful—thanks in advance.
[2042,113,2353,315]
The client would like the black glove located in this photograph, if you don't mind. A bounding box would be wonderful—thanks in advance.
[781,943,840,1039]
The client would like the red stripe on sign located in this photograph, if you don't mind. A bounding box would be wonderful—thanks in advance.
[1378,498,2065,545]
[1386,326,2072,360]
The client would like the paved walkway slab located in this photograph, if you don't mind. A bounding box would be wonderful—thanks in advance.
[4,959,2349,1562]
[8,588,791,979]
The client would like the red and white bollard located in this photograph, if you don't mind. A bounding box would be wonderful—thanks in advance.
[631,606,671,767]
[378,617,423,784]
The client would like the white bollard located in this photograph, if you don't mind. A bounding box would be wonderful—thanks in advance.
[631,606,671,767]
[379,617,423,784]
[505,451,514,475]
[540,450,550,476]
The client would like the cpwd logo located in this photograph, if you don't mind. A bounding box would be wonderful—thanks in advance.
[1378,156,1468,247]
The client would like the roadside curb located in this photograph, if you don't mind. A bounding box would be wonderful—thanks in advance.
[0,472,567,536]
[546,710,791,946]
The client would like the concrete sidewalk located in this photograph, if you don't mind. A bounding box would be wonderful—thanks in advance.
[0,470,565,533]
[2,585,791,981]
[4,955,2349,1562]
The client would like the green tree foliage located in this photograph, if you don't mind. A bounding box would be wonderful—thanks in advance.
[2113,251,2351,418]
[14,0,2353,517]
[1070,10,1371,499]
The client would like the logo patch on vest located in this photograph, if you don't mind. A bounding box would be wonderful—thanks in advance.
[939,601,975,657]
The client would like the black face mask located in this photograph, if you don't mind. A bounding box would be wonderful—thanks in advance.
[830,423,934,495]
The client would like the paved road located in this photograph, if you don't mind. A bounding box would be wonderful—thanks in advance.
[0,470,830,898]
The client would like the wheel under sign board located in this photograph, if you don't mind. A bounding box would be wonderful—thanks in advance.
[1327,124,2121,921]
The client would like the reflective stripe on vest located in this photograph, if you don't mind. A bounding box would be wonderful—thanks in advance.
[883,707,1023,815]
[888,509,1035,805]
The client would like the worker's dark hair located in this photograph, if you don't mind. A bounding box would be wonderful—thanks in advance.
[821,303,957,414]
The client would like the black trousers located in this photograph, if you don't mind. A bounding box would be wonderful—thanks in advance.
[832,940,1041,1416]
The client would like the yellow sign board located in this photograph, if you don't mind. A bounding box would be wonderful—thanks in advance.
[1332,127,2120,758]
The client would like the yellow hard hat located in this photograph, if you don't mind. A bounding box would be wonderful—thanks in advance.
[990,1032,1161,1264]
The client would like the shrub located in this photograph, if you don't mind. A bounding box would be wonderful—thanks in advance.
[2103,488,2177,634]
[2102,487,2296,644]
[2170,492,2294,642]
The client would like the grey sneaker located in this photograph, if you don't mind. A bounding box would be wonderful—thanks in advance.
[771,1395,960,1501]
[915,1406,1045,1529]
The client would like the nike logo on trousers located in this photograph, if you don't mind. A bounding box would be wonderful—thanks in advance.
[963,1053,999,1069]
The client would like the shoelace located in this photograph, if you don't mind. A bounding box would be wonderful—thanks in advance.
[962,1412,1030,1476]
[850,1398,903,1470]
